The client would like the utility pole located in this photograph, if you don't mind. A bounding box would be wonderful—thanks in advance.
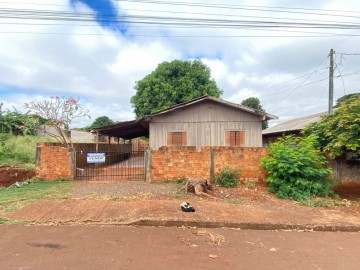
[328,48,334,114]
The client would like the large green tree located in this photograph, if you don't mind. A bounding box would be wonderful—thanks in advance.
[86,116,114,130]
[241,97,268,129]
[303,95,360,158]
[130,60,223,118]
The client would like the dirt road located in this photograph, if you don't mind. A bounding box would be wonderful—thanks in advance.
[1,225,359,270]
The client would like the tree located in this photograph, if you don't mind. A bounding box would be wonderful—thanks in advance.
[241,97,268,129]
[130,59,223,118]
[335,92,360,107]
[260,135,335,201]
[0,102,41,135]
[25,96,90,147]
[303,96,360,158]
[86,116,114,130]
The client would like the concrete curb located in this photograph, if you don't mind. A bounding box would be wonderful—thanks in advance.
[126,219,360,232]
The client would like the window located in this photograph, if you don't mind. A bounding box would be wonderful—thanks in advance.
[167,131,187,146]
[225,131,245,146]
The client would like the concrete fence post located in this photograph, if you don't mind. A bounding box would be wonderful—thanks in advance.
[145,148,152,183]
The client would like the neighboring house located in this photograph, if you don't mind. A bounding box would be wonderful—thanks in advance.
[70,129,96,143]
[262,112,327,145]
[94,95,277,150]
[262,111,360,188]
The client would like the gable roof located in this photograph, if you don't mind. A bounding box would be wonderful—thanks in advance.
[93,95,277,139]
[144,95,278,121]
[262,112,327,135]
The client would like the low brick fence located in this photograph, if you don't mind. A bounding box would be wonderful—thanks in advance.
[35,143,75,180]
[149,146,268,184]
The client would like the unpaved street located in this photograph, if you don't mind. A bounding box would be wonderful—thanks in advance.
[1,225,359,270]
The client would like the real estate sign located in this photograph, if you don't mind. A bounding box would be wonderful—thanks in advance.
[87,153,106,163]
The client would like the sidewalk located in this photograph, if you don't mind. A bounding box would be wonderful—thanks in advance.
[4,198,360,232]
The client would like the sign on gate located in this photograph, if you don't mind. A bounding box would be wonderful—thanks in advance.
[87,153,106,163]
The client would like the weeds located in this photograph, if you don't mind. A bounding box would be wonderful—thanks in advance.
[244,179,256,189]
[215,166,241,188]
[0,135,54,169]
[0,178,74,214]
[301,197,350,208]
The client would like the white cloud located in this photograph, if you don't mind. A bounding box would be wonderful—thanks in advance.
[0,0,359,129]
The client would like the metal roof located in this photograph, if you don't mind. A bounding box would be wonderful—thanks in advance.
[145,95,278,121]
[94,95,278,139]
[93,120,149,140]
[262,112,327,135]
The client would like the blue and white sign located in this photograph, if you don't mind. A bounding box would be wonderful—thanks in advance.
[87,153,106,163]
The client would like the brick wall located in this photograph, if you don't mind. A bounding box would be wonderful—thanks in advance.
[150,146,268,183]
[35,143,75,181]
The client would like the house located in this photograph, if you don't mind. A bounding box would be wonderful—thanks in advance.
[262,112,327,145]
[262,112,360,188]
[94,95,277,149]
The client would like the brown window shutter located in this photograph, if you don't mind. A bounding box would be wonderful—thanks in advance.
[225,131,230,146]
[167,132,173,146]
[239,131,245,146]
[182,132,187,146]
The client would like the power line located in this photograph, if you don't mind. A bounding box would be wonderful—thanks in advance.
[1,31,359,38]
[116,0,360,19]
[229,67,329,103]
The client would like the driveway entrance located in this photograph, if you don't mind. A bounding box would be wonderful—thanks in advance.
[75,151,145,181]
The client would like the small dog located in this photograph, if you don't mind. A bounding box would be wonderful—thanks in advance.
[180,202,195,212]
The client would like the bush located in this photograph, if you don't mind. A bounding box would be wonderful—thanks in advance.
[260,135,336,201]
[215,166,241,188]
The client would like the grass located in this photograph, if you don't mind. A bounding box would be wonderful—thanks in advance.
[0,179,74,214]
[223,198,249,204]
[0,135,54,169]
[0,217,26,225]
[300,197,351,208]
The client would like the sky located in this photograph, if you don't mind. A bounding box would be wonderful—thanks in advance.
[0,0,359,128]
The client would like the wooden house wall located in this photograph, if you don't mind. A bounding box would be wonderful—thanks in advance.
[149,100,263,149]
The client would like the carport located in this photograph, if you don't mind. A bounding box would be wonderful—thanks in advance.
[75,120,150,181]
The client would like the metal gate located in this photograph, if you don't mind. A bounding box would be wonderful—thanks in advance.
[75,151,145,181]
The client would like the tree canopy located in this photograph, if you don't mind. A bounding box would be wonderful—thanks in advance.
[241,97,268,129]
[86,116,114,130]
[303,95,360,158]
[335,92,360,107]
[130,59,223,118]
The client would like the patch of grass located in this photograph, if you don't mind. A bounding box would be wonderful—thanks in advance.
[244,179,256,189]
[0,217,26,225]
[223,199,241,204]
[300,197,350,208]
[0,179,74,214]
[0,135,54,169]
[223,198,249,205]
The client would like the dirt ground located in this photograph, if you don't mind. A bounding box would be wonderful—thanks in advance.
[1,225,360,270]
[0,166,35,187]
[3,180,360,228]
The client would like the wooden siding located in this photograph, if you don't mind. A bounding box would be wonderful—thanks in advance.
[150,100,263,149]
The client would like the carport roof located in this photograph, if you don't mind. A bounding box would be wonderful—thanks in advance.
[92,120,149,140]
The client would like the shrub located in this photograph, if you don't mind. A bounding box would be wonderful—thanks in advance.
[260,135,336,201]
[215,166,241,188]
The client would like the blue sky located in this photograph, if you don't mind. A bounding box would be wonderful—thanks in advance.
[0,0,359,127]
[70,0,127,33]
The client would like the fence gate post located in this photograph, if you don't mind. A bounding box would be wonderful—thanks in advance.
[145,148,152,183]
